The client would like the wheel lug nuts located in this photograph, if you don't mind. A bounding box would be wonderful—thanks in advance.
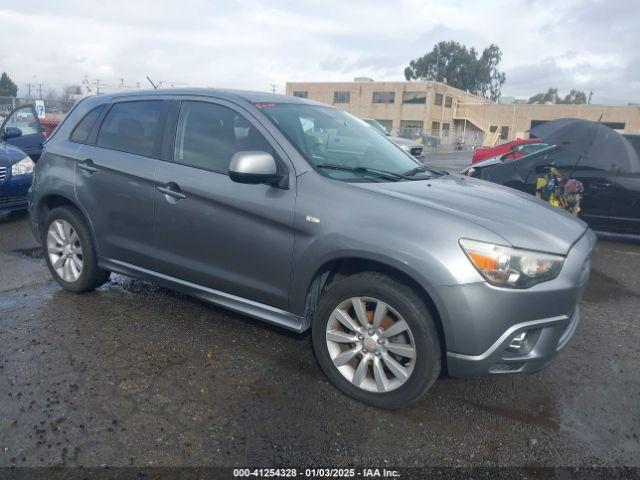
[377,338,384,345]
[362,348,368,353]
[368,329,374,335]
[357,334,364,340]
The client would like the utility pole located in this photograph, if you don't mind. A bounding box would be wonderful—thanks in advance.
[269,84,278,93]
[588,90,593,104]
[25,83,33,97]
[38,84,44,99]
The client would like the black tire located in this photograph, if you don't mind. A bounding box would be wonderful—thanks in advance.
[312,272,441,409]
[43,206,110,292]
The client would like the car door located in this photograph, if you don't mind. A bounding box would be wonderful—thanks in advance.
[74,99,167,270]
[1,105,46,160]
[607,136,640,234]
[153,99,296,311]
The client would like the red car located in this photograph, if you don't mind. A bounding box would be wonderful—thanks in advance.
[39,119,61,138]
[472,138,543,164]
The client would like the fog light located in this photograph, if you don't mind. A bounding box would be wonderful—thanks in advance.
[507,332,527,353]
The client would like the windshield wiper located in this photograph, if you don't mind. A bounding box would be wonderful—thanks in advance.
[402,165,448,177]
[316,163,414,181]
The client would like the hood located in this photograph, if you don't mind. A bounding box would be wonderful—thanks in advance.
[389,135,422,147]
[353,174,587,255]
[0,141,29,167]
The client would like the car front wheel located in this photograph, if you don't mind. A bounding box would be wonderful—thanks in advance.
[312,272,441,409]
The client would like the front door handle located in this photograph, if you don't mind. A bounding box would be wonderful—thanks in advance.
[157,184,186,200]
[589,181,612,190]
[78,159,98,174]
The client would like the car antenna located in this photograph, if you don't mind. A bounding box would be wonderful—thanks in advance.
[146,76,158,89]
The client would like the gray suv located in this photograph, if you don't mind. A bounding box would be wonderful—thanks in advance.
[29,89,595,408]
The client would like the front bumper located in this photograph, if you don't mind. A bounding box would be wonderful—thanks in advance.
[438,229,596,377]
[0,172,31,212]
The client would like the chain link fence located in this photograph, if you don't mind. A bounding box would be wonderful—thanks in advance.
[0,96,72,123]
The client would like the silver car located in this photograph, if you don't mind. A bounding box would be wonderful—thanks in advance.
[29,89,594,408]
[362,118,425,158]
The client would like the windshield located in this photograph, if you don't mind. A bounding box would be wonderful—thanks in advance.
[363,119,389,135]
[256,103,430,182]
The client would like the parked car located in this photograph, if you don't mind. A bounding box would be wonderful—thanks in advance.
[0,105,46,213]
[29,90,595,408]
[463,136,640,236]
[362,118,424,158]
[472,138,545,164]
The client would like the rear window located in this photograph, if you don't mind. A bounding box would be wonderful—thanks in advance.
[70,105,105,143]
[96,101,163,157]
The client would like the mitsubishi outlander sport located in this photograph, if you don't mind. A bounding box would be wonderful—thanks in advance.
[29,89,595,408]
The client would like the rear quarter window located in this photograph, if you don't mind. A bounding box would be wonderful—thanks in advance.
[69,105,105,143]
[96,101,163,157]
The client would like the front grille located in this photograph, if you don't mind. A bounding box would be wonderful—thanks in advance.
[410,147,423,156]
[0,194,28,206]
[0,167,7,183]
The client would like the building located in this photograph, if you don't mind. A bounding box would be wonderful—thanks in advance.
[285,80,640,147]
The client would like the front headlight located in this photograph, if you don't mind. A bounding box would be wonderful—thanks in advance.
[11,156,35,176]
[460,239,565,288]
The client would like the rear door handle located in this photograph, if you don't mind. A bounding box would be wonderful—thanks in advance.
[78,159,98,174]
[157,184,186,200]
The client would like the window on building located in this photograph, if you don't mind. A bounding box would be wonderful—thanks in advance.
[400,120,423,130]
[96,101,163,157]
[293,91,308,98]
[372,91,395,104]
[402,92,426,104]
[174,101,275,174]
[333,91,350,104]
[442,123,450,136]
[434,93,443,106]
[445,96,453,108]
[500,126,509,140]
[70,105,105,143]
[431,121,440,135]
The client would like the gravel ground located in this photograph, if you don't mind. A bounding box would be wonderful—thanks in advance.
[0,205,639,469]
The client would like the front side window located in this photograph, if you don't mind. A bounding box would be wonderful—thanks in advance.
[96,101,162,157]
[70,105,105,143]
[257,103,429,182]
[4,106,40,135]
[174,101,274,174]
[333,91,350,104]
[372,92,395,104]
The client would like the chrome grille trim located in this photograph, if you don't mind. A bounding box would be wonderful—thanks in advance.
[0,166,7,182]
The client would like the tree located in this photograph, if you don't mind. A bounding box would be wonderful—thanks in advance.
[528,88,587,104]
[0,72,18,97]
[404,41,506,101]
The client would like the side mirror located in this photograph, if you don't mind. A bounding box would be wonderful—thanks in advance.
[4,127,23,140]
[228,151,286,188]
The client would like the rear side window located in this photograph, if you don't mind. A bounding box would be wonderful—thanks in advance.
[96,101,162,157]
[70,105,105,143]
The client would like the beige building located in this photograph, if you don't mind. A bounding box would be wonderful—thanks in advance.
[285,80,640,147]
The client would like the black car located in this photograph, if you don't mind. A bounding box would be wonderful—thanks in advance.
[463,135,640,236]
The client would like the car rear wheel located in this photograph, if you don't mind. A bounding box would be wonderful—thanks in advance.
[43,206,110,292]
[312,272,441,409]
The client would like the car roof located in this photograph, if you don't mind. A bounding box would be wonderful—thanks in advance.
[94,88,329,107]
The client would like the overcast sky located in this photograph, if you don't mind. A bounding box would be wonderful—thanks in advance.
[1,0,638,104]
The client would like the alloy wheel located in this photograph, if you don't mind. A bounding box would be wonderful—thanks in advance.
[325,297,416,393]
[47,219,84,283]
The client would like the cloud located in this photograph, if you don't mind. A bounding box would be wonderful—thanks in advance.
[0,0,638,104]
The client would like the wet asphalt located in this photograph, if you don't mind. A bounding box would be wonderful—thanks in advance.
[0,153,639,468]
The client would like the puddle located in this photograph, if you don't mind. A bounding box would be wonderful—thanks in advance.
[582,269,639,303]
[464,400,559,430]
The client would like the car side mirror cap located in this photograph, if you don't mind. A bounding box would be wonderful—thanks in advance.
[228,151,286,188]
[4,126,22,140]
